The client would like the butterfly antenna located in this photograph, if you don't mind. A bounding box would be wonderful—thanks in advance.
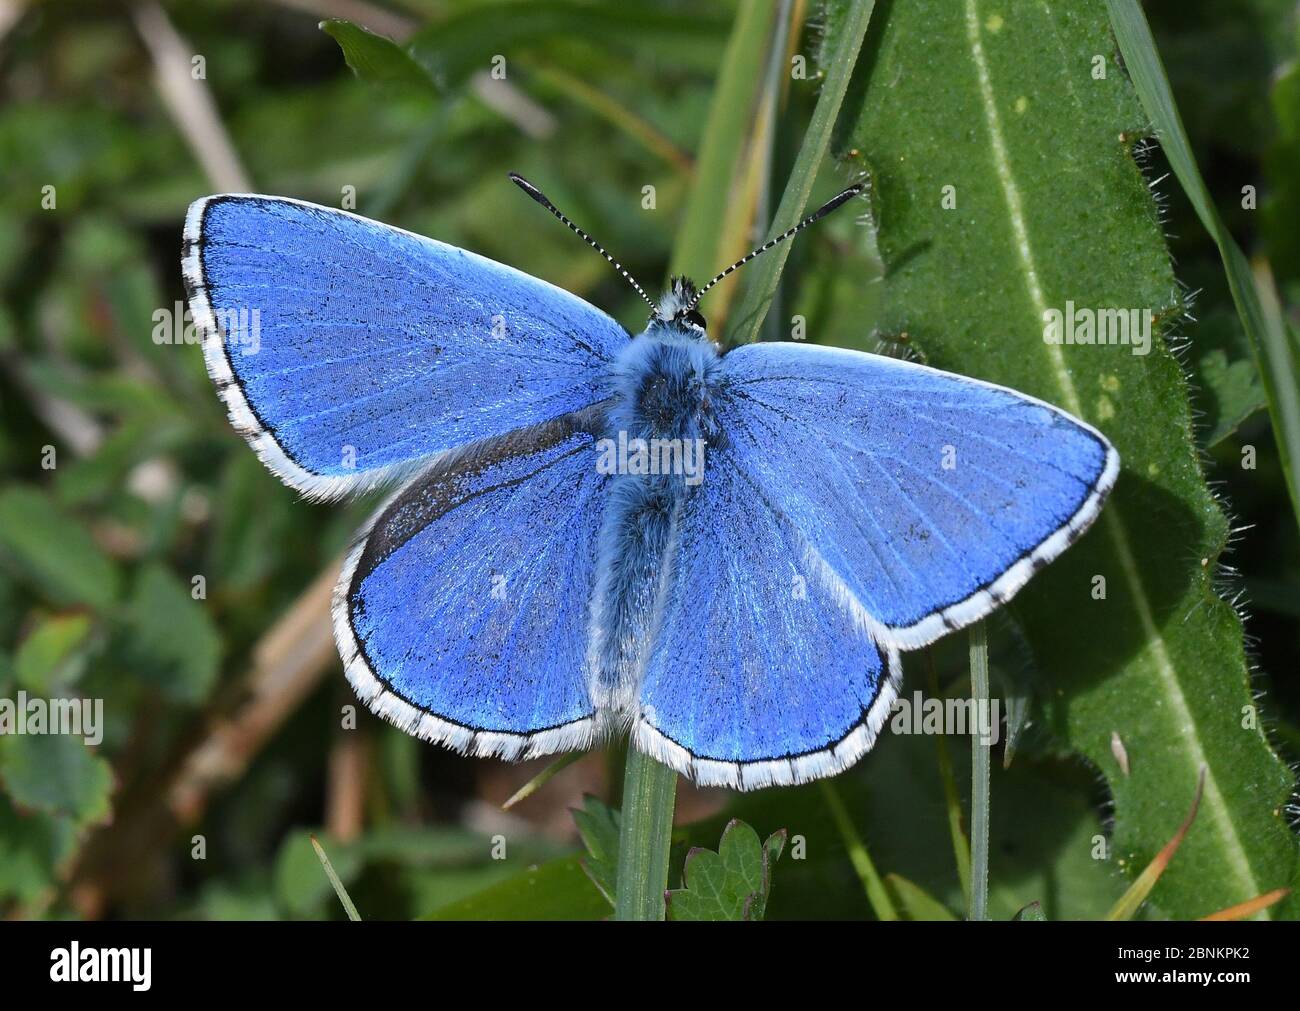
[509,172,660,315]
[687,182,865,310]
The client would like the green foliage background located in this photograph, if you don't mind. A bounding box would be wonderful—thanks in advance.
[0,0,1297,920]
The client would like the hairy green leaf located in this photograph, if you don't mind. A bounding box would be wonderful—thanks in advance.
[830,0,1298,917]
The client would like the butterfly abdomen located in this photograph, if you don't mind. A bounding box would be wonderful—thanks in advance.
[587,326,724,718]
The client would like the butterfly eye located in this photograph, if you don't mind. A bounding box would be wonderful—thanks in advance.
[684,309,707,331]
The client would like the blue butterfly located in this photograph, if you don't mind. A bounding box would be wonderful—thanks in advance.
[182,176,1117,790]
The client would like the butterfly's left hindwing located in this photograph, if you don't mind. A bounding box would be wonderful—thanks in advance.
[334,408,608,759]
[183,195,628,500]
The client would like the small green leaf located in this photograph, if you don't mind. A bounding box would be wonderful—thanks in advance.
[320,19,433,92]
[572,793,619,908]
[0,732,112,825]
[0,486,120,610]
[0,796,80,905]
[666,818,783,922]
[14,613,93,693]
[1189,303,1267,447]
[1013,900,1047,922]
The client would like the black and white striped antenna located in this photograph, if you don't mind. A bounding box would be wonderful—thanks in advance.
[509,173,659,316]
[686,182,865,311]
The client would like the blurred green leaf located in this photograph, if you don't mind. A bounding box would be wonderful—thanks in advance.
[423,856,610,920]
[0,797,80,906]
[208,454,293,592]
[0,486,120,610]
[120,564,220,705]
[1264,57,1300,284]
[832,0,1299,920]
[15,614,93,693]
[885,872,959,921]
[408,2,729,91]
[0,733,112,825]
[320,19,434,92]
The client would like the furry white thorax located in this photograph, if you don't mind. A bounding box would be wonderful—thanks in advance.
[587,313,723,719]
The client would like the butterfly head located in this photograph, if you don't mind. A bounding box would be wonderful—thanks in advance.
[654,276,708,336]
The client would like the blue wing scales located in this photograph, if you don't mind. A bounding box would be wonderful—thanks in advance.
[183,195,627,499]
[631,448,901,789]
[334,408,607,759]
[713,343,1118,649]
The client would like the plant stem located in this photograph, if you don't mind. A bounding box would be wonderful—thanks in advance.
[613,748,677,920]
[927,650,971,904]
[968,621,990,921]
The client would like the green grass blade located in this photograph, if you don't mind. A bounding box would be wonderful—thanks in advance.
[500,751,584,811]
[725,0,876,347]
[1106,0,1300,534]
[669,0,780,283]
[310,835,360,921]
[528,63,693,173]
[819,780,898,920]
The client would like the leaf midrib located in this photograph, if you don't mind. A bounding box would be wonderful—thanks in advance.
[961,0,1261,906]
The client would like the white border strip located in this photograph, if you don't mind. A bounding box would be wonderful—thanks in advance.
[631,647,903,791]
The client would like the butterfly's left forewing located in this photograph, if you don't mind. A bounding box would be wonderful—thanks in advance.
[184,195,627,500]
